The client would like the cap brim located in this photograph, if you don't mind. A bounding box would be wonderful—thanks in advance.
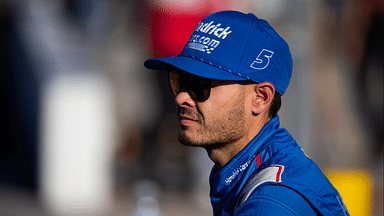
[144,56,247,81]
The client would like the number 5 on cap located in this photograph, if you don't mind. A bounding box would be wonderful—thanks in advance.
[250,49,274,70]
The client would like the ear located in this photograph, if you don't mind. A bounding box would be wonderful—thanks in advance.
[251,82,275,115]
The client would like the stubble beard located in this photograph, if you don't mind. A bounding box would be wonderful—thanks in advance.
[178,94,246,150]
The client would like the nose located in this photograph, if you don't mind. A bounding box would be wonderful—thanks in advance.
[175,90,196,108]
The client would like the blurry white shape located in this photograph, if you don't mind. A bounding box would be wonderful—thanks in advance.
[40,72,115,215]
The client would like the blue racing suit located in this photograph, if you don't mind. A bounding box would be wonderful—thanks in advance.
[209,116,350,216]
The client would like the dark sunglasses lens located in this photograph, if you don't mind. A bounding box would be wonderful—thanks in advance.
[187,81,210,102]
[168,72,180,96]
[168,72,211,102]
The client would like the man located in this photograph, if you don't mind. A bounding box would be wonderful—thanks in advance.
[145,10,349,216]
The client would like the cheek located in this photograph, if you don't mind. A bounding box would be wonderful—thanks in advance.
[202,93,244,122]
[210,87,237,107]
[198,84,246,120]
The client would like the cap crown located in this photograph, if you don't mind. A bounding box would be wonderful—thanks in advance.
[145,10,293,95]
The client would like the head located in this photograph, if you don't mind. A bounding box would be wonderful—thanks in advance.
[170,69,280,150]
[144,10,291,149]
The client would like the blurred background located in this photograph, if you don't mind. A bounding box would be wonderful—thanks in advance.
[0,0,382,215]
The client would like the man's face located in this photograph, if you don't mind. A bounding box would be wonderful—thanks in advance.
[175,77,249,149]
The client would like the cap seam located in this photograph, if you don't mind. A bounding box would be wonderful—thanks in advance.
[235,14,256,77]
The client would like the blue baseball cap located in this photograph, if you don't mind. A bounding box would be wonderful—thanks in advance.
[144,10,293,95]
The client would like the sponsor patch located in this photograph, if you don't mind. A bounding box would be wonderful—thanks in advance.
[186,20,232,54]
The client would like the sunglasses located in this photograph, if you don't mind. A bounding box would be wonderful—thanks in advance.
[168,71,211,102]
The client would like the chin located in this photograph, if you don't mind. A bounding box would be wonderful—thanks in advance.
[178,131,202,147]
[178,131,220,149]
[178,133,196,146]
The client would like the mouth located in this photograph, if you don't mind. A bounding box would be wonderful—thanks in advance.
[177,107,202,126]
[178,115,198,126]
[178,114,196,121]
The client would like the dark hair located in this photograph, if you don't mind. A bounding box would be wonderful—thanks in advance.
[269,92,281,119]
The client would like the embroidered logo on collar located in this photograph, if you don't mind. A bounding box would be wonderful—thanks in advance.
[186,21,232,54]
[225,156,254,185]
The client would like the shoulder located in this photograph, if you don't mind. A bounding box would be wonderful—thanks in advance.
[234,185,319,216]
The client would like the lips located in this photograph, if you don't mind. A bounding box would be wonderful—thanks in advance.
[178,115,197,122]
[178,113,202,127]
[177,107,201,125]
